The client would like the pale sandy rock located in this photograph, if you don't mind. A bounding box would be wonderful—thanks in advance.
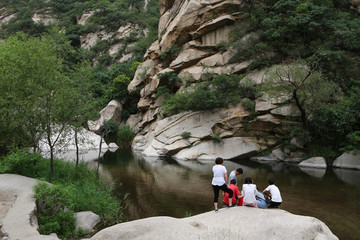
[89,204,337,240]
[158,11,171,38]
[32,12,55,25]
[173,137,259,161]
[200,0,224,4]
[144,40,161,59]
[272,148,286,161]
[249,114,281,131]
[140,76,159,98]
[128,59,156,92]
[198,53,224,67]
[0,13,15,25]
[118,52,134,63]
[245,68,267,85]
[159,0,202,49]
[75,211,101,233]
[271,104,301,117]
[178,66,206,81]
[137,97,152,112]
[117,24,134,38]
[0,174,59,240]
[78,11,94,25]
[227,61,251,74]
[88,100,122,134]
[109,43,123,57]
[191,15,234,39]
[169,48,211,69]
[255,98,276,112]
[299,157,327,169]
[80,32,100,49]
[201,27,231,46]
[333,151,360,170]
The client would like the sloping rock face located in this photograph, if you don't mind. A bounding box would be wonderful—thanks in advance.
[0,174,59,240]
[126,0,302,161]
[89,207,338,240]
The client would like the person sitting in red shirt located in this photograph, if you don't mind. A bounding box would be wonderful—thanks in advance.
[223,179,241,206]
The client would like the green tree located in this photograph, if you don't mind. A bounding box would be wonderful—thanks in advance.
[261,63,342,129]
[0,33,94,178]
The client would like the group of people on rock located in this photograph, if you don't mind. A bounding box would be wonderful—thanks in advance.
[212,157,282,212]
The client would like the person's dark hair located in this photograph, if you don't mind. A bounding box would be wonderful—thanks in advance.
[244,177,252,184]
[230,179,236,185]
[236,168,243,174]
[215,157,223,164]
[268,179,275,185]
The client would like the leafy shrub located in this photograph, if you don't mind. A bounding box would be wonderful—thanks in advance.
[181,132,191,139]
[116,125,135,148]
[0,149,126,238]
[212,133,222,142]
[101,119,119,144]
[161,74,258,116]
[34,183,75,239]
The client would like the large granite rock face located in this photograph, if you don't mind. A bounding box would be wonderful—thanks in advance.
[123,0,305,160]
[333,152,360,170]
[89,207,338,240]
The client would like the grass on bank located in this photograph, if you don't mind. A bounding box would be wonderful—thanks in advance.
[0,148,125,239]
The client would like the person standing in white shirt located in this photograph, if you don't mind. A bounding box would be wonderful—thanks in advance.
[212,157,234,212]
[263,179,282,208]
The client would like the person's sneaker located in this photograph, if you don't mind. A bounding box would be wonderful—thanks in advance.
[228,205,236,208]
[215,209,219,213]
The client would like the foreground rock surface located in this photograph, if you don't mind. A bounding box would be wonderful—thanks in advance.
[0,174,59,240]
[89,207,338,240]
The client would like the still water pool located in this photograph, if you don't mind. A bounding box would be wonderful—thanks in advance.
[88,149,360,239]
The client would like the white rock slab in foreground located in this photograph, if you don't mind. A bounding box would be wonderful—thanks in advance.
[0,174,59,240]
[89,207,338,240]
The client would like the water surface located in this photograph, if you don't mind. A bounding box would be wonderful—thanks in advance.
[91,149,360,239]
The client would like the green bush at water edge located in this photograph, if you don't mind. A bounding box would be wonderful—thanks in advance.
[0,148,125,239]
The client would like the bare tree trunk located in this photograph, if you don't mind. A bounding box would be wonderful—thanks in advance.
[75,130,79,166]
[293,89,308,129]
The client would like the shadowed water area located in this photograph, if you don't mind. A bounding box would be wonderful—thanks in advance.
[86,149,360,239]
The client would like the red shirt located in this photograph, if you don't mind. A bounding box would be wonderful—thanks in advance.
[223,184,240,205]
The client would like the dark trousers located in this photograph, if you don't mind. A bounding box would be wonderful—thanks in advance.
[268,201,282,208]
[212,184,233,203]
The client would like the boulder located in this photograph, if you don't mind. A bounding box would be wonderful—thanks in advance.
[172,137,260,161]
[89,207,338,240]
[333,151,360,170]
[88,100,122,134]
[272,148,286,161]
[31,12,55,26]
[299,157,327,169]
[75,211,101,233]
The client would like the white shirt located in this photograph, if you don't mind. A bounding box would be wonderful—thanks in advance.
[212,165,227,186]
[265,185,282,203]
[241,184,257,204]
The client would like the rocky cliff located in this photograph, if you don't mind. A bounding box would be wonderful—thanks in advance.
[123,0,303,161]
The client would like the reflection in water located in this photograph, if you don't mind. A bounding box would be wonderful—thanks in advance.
[299,166,326,178]
[333,168,360,187]
[94,149,360,239]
